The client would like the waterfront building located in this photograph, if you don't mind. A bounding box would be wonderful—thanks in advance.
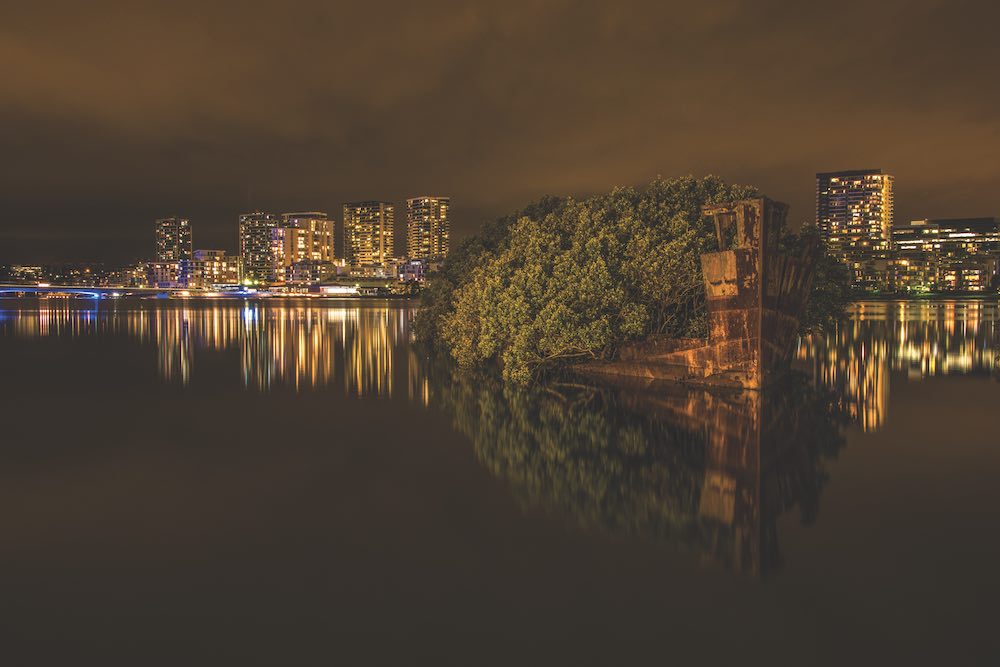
[287,259,338,285]
[179,250,242,289]
[406,196,450,261]
[111,262,148,288]
[155,217,192,262]
[891,218,1000,292]
[890,222,937,292]
[398,258,428,283]
[270,212,336,284]
[146,261,181,288]
[239,212,281,284]
[9,265,46,284]
[816,169,894,291]
[48,264,111,286]
[344,201,394,270]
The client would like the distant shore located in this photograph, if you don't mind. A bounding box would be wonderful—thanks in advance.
[0,289,420,301]
[850,293,999,302]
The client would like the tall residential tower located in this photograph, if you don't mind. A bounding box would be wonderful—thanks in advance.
[270,212,336,283]
[155,217,192,262]
[343,201,394,269]
[816,169,895,290]
[406,196,450,261]
[239,211,281,284]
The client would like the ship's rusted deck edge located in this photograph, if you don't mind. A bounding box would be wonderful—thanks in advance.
[574,197,818,391]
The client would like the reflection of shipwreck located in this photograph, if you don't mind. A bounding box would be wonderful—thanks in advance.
[621,380,835,578]
[582,198,818,389]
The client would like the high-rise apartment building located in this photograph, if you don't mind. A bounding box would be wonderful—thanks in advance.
[816,169,895,290]
[343,201,394,269]
[270,212,336,283]
[155,217,192,262]
[239,212,281,284]
[406,196,450,261]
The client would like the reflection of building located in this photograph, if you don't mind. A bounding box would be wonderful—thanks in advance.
[344,201,394,271]
[816,169,894,291]
[3,302,413,394]
[406,196,450,261]
[407,347,430,407]
[797,301,1000,432]
[155,217,192,262]
[239,212,281,284]
[798,318,889,432]
[891,218,1000,292]
[153,306,192,383]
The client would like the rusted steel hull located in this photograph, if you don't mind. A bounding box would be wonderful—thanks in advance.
[579,198,817,389]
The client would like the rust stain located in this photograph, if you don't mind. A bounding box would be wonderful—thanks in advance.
[579,198,818,389]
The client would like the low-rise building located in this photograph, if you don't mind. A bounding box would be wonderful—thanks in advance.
[890,218,1000,292]
[398,258,428,283]
[287,259,338,285]
[111,263,148,288]
[179,250,242,289]
[9,265,46,284]
[146,261,181,288]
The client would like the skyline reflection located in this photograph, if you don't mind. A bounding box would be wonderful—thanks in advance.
[798,300,1000,432]
[2,298,998,425]
[0,300,415,397]
[1,297,998,576]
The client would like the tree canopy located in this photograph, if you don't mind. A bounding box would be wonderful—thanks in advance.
[416,175,849,383]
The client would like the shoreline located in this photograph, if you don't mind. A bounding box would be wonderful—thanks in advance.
[0,292,421,301]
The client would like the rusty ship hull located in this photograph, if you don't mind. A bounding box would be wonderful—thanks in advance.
[579,198,818,390]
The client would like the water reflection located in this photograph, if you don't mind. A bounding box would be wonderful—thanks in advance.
[798,300,1000,431]
[0,300,414,396]
[432,371,847,577]
[3,297,998,575]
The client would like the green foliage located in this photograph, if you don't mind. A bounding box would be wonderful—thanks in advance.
[437,371,710,542]
[412,196,567,345]
[783,224,852,332]
[417,175,851,382]
[418,176,758,381]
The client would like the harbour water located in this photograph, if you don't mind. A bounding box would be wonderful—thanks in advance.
[0,298,998,665]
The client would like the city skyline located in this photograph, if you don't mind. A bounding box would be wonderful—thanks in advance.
[5,4,1000,661]
[4,170,999,294]
[3,2,1000,264]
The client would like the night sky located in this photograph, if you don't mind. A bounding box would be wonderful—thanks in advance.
[2,0,999,264]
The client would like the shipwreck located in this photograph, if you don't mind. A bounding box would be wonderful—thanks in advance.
[579,197,818,389]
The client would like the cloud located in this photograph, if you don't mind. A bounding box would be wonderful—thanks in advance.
[1,0,998,262]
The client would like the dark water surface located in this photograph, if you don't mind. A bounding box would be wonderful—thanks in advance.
[1,298,998,665]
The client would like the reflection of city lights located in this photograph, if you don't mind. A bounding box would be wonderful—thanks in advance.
[798,300,1000,433]
[1,302,420,397]
[6,299,997,419]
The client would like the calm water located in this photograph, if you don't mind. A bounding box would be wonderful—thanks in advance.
[1,298,998,665]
